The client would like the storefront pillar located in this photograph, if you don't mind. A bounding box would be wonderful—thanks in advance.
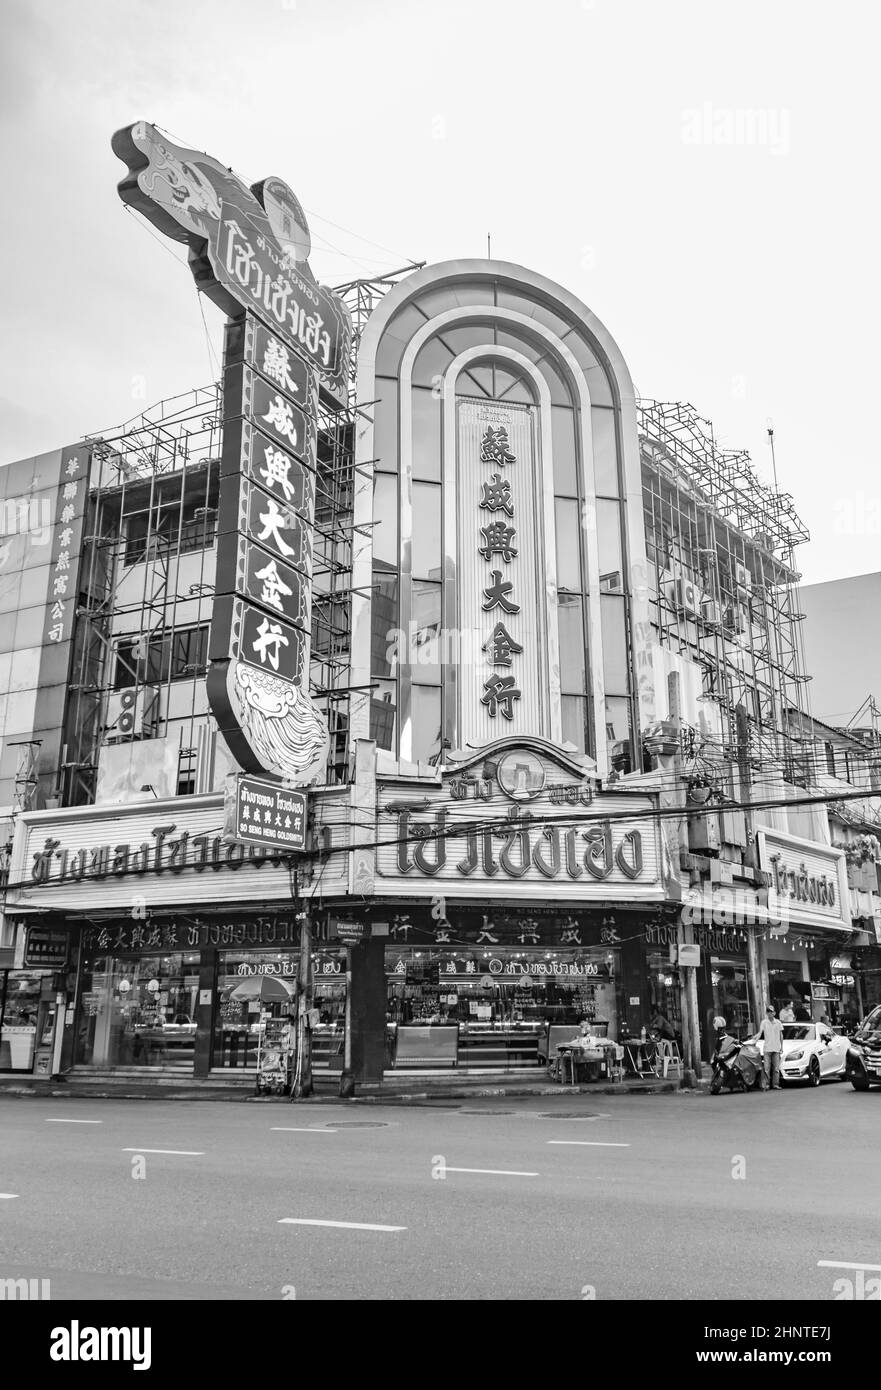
[194,950,215,1079]
[348,938,386,1085]
[746,928,769,1025]
[621,933,647,1035]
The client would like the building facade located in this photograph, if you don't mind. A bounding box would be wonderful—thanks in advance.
[1,249,872,1084]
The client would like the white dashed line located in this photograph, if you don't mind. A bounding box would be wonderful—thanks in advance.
[120,1148,204,1156]
[0,1194,19,1200]
[270,1127,338,1134]
[547,1140,630,1147]
[279,1219,406,1232]
[45,1118,103,1124]
[443,1167,539,1176]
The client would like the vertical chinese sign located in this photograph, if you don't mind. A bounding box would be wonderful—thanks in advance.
[44,445,89,649]
[112,122,352,785]
[457,401,542,745]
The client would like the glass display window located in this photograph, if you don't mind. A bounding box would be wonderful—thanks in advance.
[0,971,45,1071]
[76,953,200,1071]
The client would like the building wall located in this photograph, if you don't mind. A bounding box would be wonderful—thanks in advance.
[352,259,652,778]
[800,572,881,725]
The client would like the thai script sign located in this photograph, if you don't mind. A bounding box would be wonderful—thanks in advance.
[756,828,850,932]
[80,916,299,954]
[111,123,351,404]
[376,742,662,901]
[30,824,298,886]
[113,122,352,785]
[225,774,307,853]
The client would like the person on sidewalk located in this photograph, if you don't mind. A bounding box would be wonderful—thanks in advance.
[779,1001,796,1023]
[756,1006,784,1090]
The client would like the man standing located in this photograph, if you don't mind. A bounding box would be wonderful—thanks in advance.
[756,1005,784,1091]
[779,1000,795,1023]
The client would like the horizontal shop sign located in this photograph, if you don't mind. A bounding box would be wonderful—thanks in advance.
[23,927,69,968]
[376,745,663,901]
[756,828,850,932]
[7,794,349,910]
[80,916,300,954]
[224,775,308,853]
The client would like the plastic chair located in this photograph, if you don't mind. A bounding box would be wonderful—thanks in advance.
[657,1039,682,1079]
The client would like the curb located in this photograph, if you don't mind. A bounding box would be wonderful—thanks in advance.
[0,1079,709,1104]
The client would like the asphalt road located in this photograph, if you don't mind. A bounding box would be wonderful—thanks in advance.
[0,1082,878,1301]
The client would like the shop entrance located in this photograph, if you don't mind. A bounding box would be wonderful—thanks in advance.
[75,952,200,1071]
[212,949,347,1072]
[0,970,54,1072]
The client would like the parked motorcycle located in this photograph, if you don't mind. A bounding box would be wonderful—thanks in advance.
[710,1033,763,1094]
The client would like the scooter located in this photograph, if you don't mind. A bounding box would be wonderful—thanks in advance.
[710,1033,763,1094]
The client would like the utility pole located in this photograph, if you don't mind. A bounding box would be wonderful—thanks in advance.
[737,704,769,1028]
[667,672,703,1085]
[291,867,313,1099]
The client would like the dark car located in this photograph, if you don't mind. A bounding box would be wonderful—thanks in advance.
[845,1005,881,1090]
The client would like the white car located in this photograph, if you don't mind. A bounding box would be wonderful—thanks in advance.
[758,1023,850,1086]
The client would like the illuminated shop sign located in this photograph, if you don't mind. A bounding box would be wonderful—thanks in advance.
[112,121,352,785]
[376,740,662,900]
[756,828,849,932]
[80,916,299,954]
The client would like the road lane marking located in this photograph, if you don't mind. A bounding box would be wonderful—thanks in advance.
[0,1194,19,1199]
[818,1259,881,1271]
[443,1167,539,1176]
[547,1140,630,1147]
[279,1219,406,1232]
[121,1148,204,1156]
[271,1127,338,1134]
[45,1118,103,1124]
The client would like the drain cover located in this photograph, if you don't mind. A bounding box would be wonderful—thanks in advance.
[332,1121,388,1128]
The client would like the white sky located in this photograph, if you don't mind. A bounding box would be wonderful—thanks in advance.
[1,0,878,584]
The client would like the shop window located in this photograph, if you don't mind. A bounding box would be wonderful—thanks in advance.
[371,565,399,678]
[558,594,586,692]
[410,581,442,684]
[412,482,442,581]
[370,679,397,752]
[372,473,399,568]
[75,953,200,1071]
[114,625,208,689]
[411,387,441,482]
[124,498,215,567]
[554,497,582,591]
[551,407,578,496]
[561,695,589,754]
[411,685,442,762]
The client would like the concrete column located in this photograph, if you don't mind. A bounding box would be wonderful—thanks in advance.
[348,937,387,1086]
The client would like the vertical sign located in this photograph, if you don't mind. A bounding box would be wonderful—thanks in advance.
[112,121,352,784]
[457,401,542,745]
[44,445,89,648]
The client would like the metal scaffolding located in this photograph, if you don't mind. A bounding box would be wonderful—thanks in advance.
[637,399,812,776]
[61,268,420,805]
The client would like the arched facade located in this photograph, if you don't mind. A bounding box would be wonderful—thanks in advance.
[350,260,654,776]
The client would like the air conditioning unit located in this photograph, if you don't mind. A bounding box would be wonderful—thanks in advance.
[701,599,723,627]
[669,576,702,616]
[103,686,160,742]
[735,562,751,594]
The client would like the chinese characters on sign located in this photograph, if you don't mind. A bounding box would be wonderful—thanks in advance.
[477,427,522,722]
[44,448,88,647]
[112,121,352,785]
[225,774,307,852]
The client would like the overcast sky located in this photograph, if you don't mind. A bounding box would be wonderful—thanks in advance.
[1,0,877,585]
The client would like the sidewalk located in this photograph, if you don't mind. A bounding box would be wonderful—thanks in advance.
[0,1070,708,1104]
